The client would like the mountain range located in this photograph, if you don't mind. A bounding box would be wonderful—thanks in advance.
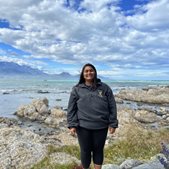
[0,61,78,80]
[0,61,109,81]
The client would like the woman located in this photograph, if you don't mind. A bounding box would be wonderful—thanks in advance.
[67,63,118,169]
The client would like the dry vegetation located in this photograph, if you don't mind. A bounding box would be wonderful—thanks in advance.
[32,123,169,169]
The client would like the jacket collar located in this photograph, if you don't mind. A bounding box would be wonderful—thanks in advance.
[78,82,102,88]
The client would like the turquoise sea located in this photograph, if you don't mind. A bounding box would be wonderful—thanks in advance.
[0,77,169,118]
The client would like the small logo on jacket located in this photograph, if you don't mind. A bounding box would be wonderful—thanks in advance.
[98,90,103,97]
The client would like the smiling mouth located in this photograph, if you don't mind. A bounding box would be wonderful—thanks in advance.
[86,75,93,78]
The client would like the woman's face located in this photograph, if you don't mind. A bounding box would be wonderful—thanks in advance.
[83,66,95,82]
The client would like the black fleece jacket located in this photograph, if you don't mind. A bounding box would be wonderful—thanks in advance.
[67,81,118,130]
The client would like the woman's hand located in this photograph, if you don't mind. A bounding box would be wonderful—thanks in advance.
[108,127,116,134]
[69,127,76,136]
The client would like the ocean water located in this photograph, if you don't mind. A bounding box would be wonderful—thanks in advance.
[0,77,169,118]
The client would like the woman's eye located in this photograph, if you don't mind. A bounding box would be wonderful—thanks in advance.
[84,69,94,73]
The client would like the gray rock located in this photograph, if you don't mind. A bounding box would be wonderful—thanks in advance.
[42,97,49,106]
[0,127,47,169]
[117,87,169,104]
[166,117,169,122]
[39,104,49,115]
[15,98,66,128]
[156,153,169,168]
[102,164,120,169]
[132,159,165,169]
[133,110,160,124]
[120,159,143,169]
[0,117,18,128]
[34,99,49,116]
[37,90,49,94]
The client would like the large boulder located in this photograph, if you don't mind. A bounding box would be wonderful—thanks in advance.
[16,97,50,120]
[102,164,120,169]
[120,159,143,169]
[50,107,65,118]
[132,158,165,169]
[44,107,66,128]
[0,127,47,169]
[133,110,161,124]
[117,86,169,104]
[15,98,67,128]
[32,98,49,115]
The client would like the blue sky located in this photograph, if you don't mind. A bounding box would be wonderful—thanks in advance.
[0,0,169,80]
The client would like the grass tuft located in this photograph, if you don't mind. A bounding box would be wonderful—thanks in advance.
[31,145,80,169]
[104,123,169,164]
[47,144,80,159]
[32,123,169,168]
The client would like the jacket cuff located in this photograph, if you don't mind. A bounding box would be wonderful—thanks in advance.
[67,123,78,129]
[109,120,118,128]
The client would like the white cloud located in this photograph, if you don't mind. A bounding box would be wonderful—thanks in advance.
[0,0,169,79]
[0,55,30,66]
[98,65,169,80]
[0,55,47,71]
[0,0,42,26]
[127,0,169,31]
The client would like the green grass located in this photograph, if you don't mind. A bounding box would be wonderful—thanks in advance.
[104,123,169,164]
[32,123,169,168]
[31,145,80,169]
[47,145,80,159]
[31,157,77,169]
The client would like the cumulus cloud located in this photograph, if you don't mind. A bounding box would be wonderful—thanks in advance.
[0,0,169,79]
[0,55,47,70]
[127,0,169,31]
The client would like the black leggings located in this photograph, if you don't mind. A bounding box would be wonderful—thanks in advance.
[76,127,108,168]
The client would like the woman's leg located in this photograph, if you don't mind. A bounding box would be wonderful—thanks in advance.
[76,127,92,169]
[92,128,108,169]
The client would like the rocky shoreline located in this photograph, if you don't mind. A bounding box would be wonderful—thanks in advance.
[0,86,169,169]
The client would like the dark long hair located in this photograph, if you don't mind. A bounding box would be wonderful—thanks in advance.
[77,63,100,87]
